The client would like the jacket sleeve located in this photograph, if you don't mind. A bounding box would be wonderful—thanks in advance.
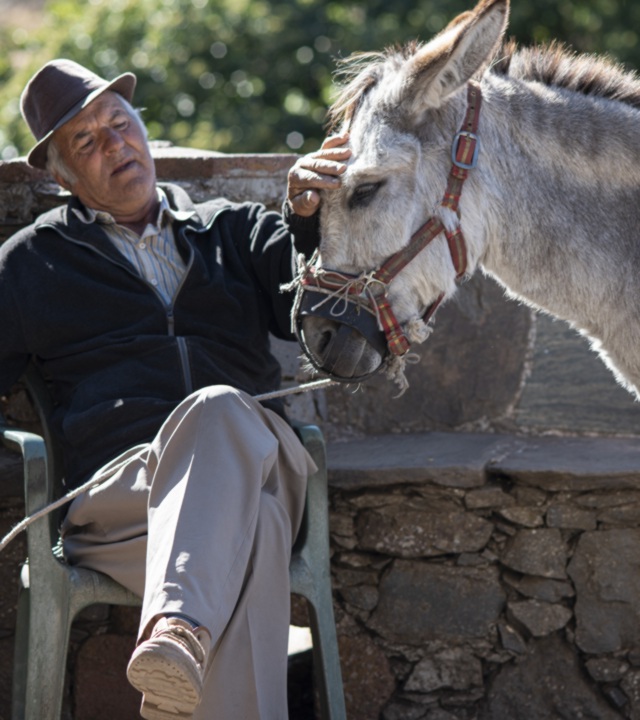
[281,199,320,259]
[236,201,320,340]
[0,241,31,396]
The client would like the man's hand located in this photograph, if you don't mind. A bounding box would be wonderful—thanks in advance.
[287,134,351,218]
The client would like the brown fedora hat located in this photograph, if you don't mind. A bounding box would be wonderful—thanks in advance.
[20,58,137,169]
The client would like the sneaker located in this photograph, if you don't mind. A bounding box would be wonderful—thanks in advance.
[126,616,211,719]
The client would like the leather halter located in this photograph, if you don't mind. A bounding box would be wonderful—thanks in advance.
[295,81,482,368]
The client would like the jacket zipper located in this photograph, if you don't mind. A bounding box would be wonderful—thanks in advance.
[40,208,226,396]
[163,210,225,394]
[40,223,190,394]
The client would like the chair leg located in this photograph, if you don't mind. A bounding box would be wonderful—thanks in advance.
[306,592,347,720]
[11,584,29,720]
[291,423,346,720]
[23,574,73,720]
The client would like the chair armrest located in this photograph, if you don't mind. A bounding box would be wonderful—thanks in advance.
[289,420,330,561]
[0,420,61,570]
[0,424,51,515]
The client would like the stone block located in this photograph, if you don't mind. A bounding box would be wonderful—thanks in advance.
[338,631,395,720]
[357,505,493,558]
[598,503,640,526]
[404,648,483,693]
[368,560,505,644]
[465,485,515,510]
[568,529,640,653]
[496,506,544,528]
[620,669,640,719]
[482,635,621,720]
[586,657,630,683]
[340,585,379,612]
[503,572,574,603]
[501,528,568,579]
[546,504,597,530]
[507,599,572,637]
[576,490,640,509]
[498,621,527,654]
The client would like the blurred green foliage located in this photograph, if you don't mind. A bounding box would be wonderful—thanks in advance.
[2,0,640,160]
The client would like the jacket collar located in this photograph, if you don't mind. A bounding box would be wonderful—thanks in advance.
[33,182,225,237]
[71,187,194,229]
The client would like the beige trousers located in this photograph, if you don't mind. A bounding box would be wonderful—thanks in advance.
[61,385,314,720]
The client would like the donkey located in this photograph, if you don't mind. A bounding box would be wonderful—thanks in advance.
[290,0,640,397]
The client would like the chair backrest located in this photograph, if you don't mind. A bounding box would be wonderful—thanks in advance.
[22,363,63,474]
[21,363,66,540]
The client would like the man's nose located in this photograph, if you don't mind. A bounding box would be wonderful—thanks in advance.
[101,127,125,153]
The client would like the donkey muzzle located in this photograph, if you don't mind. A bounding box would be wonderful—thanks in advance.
[295,289,389,382]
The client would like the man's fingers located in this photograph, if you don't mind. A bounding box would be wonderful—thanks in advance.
[287,163,344,201]
[321,132,350,150]
[300,133,351,167]
[286,133,352,215]
[293,158,346,181]
[289,189,320,218]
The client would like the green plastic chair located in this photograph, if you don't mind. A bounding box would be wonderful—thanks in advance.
[1,364,346,720]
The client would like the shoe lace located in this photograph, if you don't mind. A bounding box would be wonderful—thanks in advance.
[167,624,207,665]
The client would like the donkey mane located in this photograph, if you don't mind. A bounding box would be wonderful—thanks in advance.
[493,38,640,108]
[327,42,420,131]
[327,37,640,131]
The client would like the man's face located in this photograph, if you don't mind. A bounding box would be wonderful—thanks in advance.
[51,91,157,222]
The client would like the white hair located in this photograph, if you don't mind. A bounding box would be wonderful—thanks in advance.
[46,95,148,186]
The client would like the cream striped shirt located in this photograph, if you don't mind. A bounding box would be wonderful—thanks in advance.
[73,188,193,307]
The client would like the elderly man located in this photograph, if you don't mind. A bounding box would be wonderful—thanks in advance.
[0,59,349,719]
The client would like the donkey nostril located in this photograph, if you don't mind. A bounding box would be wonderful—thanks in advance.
[318,330,334,356]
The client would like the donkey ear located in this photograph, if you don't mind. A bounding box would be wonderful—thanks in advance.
[397,0,509,114]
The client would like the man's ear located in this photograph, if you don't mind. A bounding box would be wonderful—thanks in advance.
[52,171,72,193]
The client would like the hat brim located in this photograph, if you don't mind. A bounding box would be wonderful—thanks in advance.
[26,72,137,170]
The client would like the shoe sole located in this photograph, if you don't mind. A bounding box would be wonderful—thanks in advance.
[127,643,202,719]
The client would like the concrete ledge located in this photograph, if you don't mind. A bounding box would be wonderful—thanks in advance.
[328,431,516,490]
[489,434,640,490]
[0,150,296,182]
[327,431,640,490]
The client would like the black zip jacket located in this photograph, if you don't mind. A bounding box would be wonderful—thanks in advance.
[0,183,319,488]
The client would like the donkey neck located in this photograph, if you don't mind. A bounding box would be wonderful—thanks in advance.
[473,74,640,334]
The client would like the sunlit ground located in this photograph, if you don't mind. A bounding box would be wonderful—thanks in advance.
[288,625,312,655]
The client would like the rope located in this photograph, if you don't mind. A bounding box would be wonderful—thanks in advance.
[0,377,338,553]
[253,377,337,400]
[283,252,385,325]
[0,475,104,554]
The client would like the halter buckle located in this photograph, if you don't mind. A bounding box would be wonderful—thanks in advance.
[451,130,480,170]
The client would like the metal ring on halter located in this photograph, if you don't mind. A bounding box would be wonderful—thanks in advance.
[294,289,389,383]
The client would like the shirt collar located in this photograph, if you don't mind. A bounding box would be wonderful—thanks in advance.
[72,187,194,228]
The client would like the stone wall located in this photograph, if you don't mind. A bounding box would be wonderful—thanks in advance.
[328,432,640,720]
[2,150,640,719]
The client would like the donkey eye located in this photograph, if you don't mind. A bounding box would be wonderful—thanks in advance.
[349,181,383,209]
